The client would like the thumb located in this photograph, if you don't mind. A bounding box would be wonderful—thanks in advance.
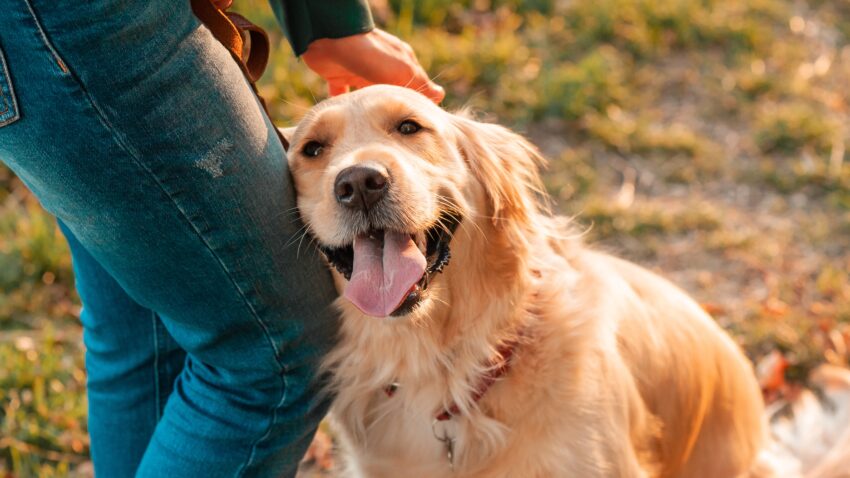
[422,82,445,104]
[408,76,445,104]
[328,80,350,97]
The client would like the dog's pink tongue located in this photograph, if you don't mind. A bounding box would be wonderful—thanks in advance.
[344,231,427,317]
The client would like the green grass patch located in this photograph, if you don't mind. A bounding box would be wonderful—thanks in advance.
[754,102,840,155]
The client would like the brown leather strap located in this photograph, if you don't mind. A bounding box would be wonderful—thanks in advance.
[225,12,270,84]
[190,0,289,150]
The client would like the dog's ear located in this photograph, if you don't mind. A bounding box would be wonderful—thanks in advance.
[451,114,546,228]
[277,126,297,152]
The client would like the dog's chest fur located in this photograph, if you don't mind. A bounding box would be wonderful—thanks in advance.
[321,246,652,478]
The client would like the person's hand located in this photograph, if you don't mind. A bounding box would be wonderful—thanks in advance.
[301,29,445,103]
[211,0,232,8]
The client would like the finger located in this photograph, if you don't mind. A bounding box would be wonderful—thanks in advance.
[348,70,445,103]
[353,75,444,104]
[340,58,444,103]
[420,80,446,104]
[212,0,233,9]
[328,81,350,97]
[404,69,446,104]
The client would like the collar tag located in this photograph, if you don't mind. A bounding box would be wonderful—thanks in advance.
[432,418,457,471]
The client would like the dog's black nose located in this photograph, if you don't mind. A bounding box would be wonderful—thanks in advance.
[334,166,389,211]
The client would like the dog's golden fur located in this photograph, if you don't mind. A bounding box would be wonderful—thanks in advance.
[285,85,767,477]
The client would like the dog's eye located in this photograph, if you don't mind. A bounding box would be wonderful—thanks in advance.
[302,141,324,157]
[397,120,422,135]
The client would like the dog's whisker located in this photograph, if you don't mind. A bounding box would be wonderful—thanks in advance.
[305,83,319,106]
[429,68,448,84]
[429,295,451,308]
[272,205,307,223]
[271,208,302,222]
[283,223,311,249]
[413,304,440,330]
[299,227,324,259]
[282,212,306,225]
[283,223,308,245]
[401,73,417,90]
[460,220,482,243]
[293,231,311,257]
[295,227,312,258]
[277,97,312,114]
[434,198,486,243]
[279,205,302,215]
[305,234,320,255]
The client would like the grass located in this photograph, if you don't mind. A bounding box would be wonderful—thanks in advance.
[2,0,850,475]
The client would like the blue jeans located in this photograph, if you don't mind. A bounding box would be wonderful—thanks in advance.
[0,1,339,476]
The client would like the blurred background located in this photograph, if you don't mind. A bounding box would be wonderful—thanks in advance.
[2,0,850,476]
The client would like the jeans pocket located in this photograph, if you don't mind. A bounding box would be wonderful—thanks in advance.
[0,43,20,128]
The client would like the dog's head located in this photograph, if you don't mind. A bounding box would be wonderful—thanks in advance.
[285,85,545,319]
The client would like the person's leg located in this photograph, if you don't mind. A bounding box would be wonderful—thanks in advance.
[59,221,186,477]
[0,1,339,477]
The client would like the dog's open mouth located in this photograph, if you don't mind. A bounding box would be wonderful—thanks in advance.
[318,212,461,318]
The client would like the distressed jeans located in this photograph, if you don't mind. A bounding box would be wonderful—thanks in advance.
[0,1,339,476]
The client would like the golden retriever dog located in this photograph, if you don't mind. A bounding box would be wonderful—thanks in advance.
[282,85,846,477]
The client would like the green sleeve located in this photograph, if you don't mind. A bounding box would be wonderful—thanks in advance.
[269,0,375,56]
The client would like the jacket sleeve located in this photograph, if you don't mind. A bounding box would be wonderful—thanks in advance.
[269,0,375,56]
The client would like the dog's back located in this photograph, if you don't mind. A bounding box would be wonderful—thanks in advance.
[586,252,766,477]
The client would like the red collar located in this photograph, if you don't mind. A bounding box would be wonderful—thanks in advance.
[384,333,524,422]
